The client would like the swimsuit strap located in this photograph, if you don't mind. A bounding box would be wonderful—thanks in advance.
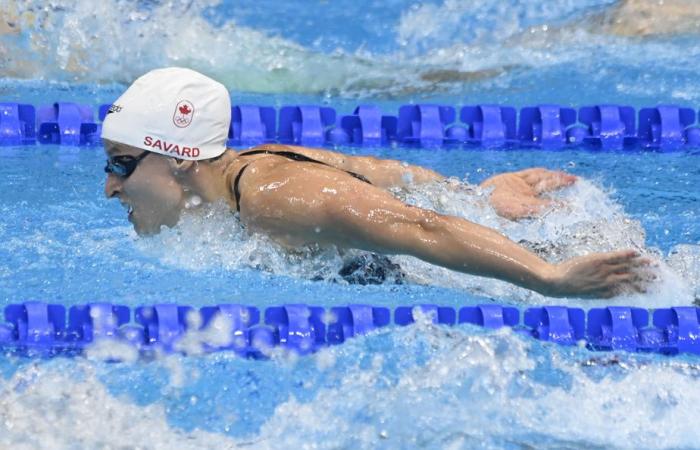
[233,163,250,213]
[233,149,373,213]
[237,149,372,184]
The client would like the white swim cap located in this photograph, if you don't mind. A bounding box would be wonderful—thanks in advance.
[101,67,231,160]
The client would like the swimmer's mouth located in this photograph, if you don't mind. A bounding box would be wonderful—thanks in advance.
[120,202,134,217]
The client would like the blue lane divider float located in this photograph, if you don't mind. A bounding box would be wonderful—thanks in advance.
[586,306,649,351]
[577,105,638,149]
[460,105,517,147]
[37,102,102,146]
[0,103,36,145]
[652,307,700,354]
[638,105,696,149]
[265,304,326,355]
[4,102,700,150]
[327,304,390,344]
[524,306,585,345]
[67,303,130,345]
[461,304,519,329]
[227,105,277,147]
[200,304,259,355]
[4,302,65,349]
[278,105,336,146]
[135,304,193,352]
[396,104,461,147]
[519,105,577,149]
[338,105,397,146]
[3,302,700,358]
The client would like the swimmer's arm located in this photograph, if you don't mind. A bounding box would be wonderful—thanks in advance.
[326,203,649,299]
[242,166,648,298]
[249,144,445,188]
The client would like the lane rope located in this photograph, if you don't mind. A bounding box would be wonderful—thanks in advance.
[2,102,699,149]
[2,302,698,358]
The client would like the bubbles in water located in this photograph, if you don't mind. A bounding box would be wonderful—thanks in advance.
[666,244,700,304]
[0,361,238,449]
[3,0,700,98]
[388,177,695,306]
[3,314,700,448]
[252,324,700,449]
[128,177,697,305]
[186,195,202,209]
[85,339,140,363]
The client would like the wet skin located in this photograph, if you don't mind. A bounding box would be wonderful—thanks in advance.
[104,141,653,299]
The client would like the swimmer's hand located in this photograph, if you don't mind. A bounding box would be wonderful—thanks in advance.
[480,168,576,220]
[543,250,654,298]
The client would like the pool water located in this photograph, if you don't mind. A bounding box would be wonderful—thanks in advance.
[2,0,700,448]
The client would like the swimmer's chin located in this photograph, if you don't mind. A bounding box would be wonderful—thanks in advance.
[132,224,158,237]
[131,222,177,237]
[129,214,179,237]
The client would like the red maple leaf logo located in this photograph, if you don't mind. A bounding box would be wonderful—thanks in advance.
[179,104,192,115]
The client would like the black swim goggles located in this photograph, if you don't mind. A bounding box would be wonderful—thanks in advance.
[104,151,150,178]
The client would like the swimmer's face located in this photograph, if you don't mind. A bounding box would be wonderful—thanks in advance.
[103,140,187,235]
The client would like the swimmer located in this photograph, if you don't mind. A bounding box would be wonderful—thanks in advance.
[592,0,700,37]
[102,67,652,299]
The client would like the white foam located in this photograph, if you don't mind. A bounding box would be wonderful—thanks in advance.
[1,0,416,95]
[396,0,592,51]
[4,0,700,97]
[254,324,700,449]
[3,319,700,448]
[0,361,237,449]
[390,177,694,306]
[666,244,700,303]
[133,177,695,305]
[133,201,346,282]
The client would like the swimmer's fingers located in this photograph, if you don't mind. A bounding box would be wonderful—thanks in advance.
[488,192,552,220]
[603,280,649,298]
[627,280,650,294]
[602,269,657,297]
[530,198,572,218]
[611,269,658,287]
[599,253,657,296]
[596,265,659,297]
[607,272,649,286]
[597,284,632,299]
[548,250,654,298]
[597,249,643,266]
[515,168,552,180]
[516,168,577,193]
[604,257,654,274]
[495,197,553,220]
[522,197,554,214]
[533,173,577,194]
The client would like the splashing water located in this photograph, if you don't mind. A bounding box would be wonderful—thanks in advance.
[2,1,700,446]
[133,176,696,307]
[3,323,700,449]
[0,360,239,449]
[2,0,700,100]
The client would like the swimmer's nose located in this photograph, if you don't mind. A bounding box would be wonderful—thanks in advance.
[104,173,122,199]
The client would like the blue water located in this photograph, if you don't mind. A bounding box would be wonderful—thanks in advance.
[2,0,700,448]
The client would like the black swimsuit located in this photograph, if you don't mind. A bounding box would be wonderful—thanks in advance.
[233,149,372,212]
